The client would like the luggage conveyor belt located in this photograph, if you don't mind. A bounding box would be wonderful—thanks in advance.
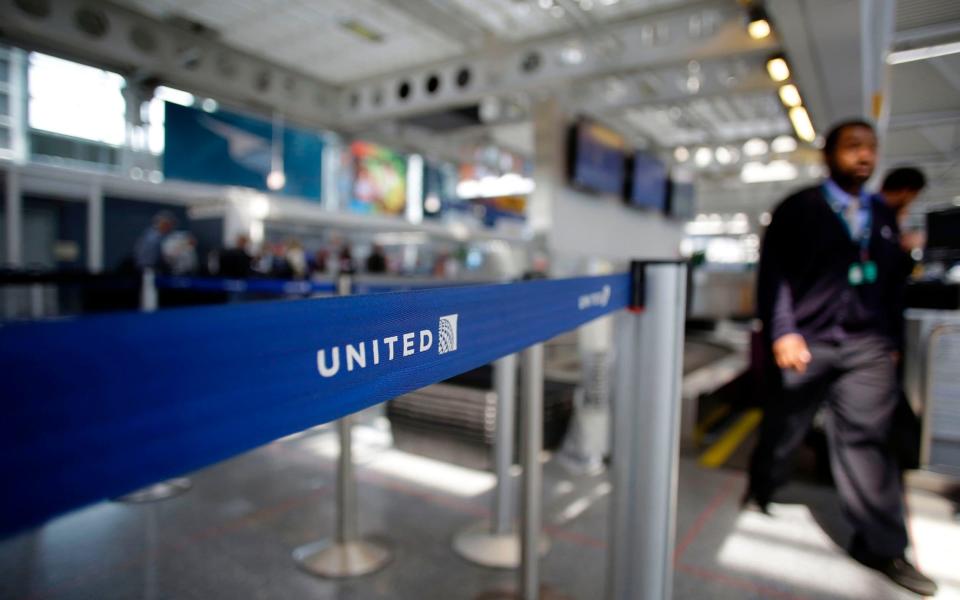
[386,328,749,469]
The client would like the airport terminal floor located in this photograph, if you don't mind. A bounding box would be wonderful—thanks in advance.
[1,412,958,600]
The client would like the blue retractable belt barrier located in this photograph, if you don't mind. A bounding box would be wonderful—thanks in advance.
[156,276,337,295]
[0,273,628,536]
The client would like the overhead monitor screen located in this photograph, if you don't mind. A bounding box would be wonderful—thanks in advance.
[926,208,960,261]
[350,141,407,216]
[628,152,668,212]
[569,121,626,197]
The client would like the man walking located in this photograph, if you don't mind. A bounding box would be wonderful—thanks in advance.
[745,120,936,596]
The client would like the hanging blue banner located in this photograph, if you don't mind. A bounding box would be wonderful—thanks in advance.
[163,102,324,200]
[0,274,629,536]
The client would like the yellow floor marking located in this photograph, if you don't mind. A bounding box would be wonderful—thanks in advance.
[698,408,762,469]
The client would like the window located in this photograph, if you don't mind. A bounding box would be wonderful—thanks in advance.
[28,52,126,146]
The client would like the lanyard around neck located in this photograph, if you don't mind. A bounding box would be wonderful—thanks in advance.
[822,183,872,260]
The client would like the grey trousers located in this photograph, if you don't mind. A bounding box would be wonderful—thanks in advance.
[748,334,909,558]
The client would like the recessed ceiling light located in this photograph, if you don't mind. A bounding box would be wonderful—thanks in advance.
[674,146,690,162]
[789,106,816,142]
[748,19,770,40]
[560,44,585,65]
[778,84,802,107]
[715,147,733,164]
[694,147,712,167]
[766,57,790,82]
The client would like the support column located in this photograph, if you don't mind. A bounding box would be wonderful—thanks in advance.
[607,263,687,600]
[86,182,104,273]
[5,168,22,267]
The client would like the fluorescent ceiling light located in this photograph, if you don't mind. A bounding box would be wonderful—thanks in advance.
[888,41,960,65]
[771,135,798,153]
[789,106,816,142]
[743,137,769,157]
[766,57,790,82]
[155,86,194,107]
[778,84,802,107]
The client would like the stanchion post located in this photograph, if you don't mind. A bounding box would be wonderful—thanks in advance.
[336,415,358,543]
[607,262,686,600]
[140,268,158,313]
[293,272,392,578]
[454,353,544,570]
[493,353,518,536]
[520,343,544,600]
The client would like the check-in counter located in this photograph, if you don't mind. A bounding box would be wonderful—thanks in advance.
[904,309,960,478]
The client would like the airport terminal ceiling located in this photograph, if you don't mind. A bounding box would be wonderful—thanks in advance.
[2,0,959,217]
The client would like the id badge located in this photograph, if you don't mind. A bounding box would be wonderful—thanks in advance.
[862,260,877,283]
[848,263,864,286]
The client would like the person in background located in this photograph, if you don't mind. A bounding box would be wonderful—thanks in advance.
[285,239,308,280]
[877,166,927,256]
[267,242,293,279]
[876,167,927,471]
[745,120,936,596]
[365,244,387,274]
[337,245,355,275]
[162,231,198,276]
[879,167,926,221]
[310,248,329,276]
[217,234,253,279]
[134,211,177,272]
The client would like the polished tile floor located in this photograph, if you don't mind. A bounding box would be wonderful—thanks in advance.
[1,420,957,600]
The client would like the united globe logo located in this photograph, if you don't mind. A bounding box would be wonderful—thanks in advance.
[438,314,459,354]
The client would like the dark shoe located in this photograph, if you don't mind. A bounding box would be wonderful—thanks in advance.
[850,547,938,597]
[739,488,771,515]
[879,558,938,597]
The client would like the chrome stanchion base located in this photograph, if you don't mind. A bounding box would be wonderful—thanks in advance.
[452,522,550,569]
[293,538,392,578]
[116,478,192,503]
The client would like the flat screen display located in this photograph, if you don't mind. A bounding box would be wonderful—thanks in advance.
[569,121,626,197]
[350,141,406,216]
[926,208,960,261]
[629,152,668,211]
